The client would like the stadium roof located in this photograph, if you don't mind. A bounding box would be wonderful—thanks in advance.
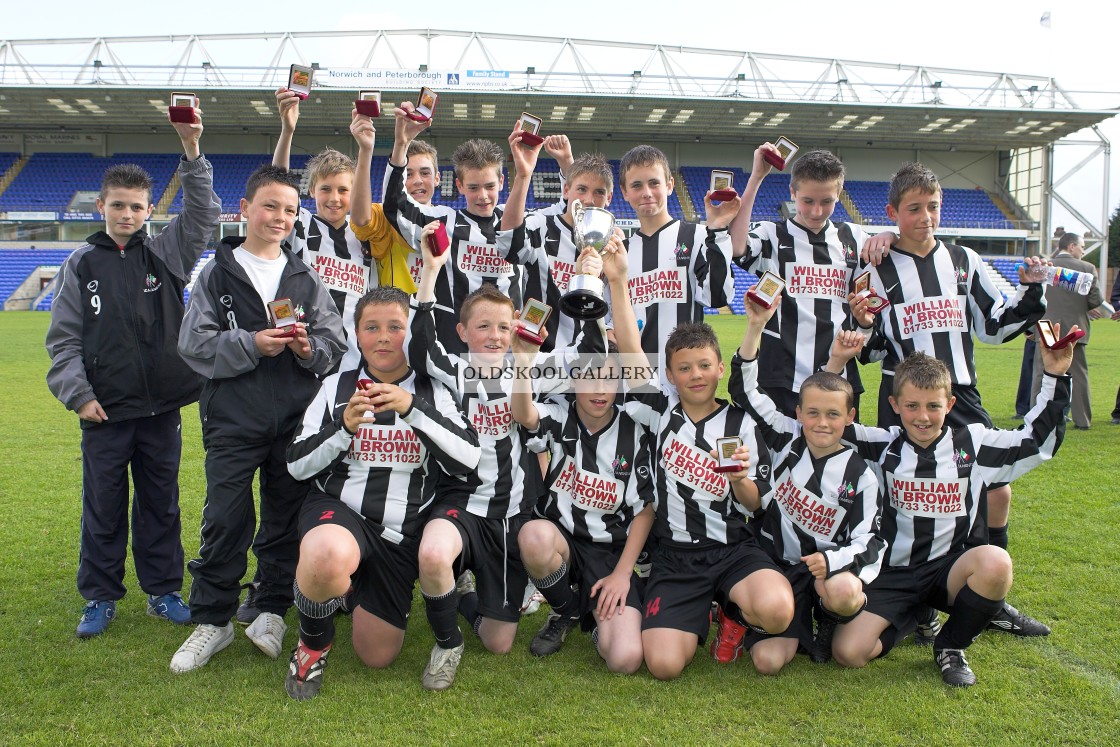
[0,30,1115,149]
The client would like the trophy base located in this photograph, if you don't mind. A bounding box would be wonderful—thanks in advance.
[515,328,545,346]
[406,111,430,123]
[712,464,743,474]
[710,189,737,202]
[519,131,544,147]
[169,106,196,124]
[559,289,609,320]
[355,100,381,118]
[762,152,787,171]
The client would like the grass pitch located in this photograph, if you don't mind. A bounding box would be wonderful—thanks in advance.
[0,311,1117,746]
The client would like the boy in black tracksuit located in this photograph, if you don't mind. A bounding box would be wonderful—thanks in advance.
[45,111,220,638]
[171,165,345,673]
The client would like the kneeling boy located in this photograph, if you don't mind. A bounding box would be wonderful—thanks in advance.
[827,331,1074,686]
[726,290,885,673]
[283,288,481,700]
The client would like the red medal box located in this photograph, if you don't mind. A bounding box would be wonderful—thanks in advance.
[1036,319,1084,350]
[515,299,552,345]
[746,271,786,310]
[169,92,198,124]
[709,169,737,202]
[762,136,799,171]
[407,87,438,122]
[517,112,544,147]
[355,90,381,118]
[853,271,890,315]
[713,436,743,473]
[267,298,299,339]
[287,65,314,100]
[427,225,450,257]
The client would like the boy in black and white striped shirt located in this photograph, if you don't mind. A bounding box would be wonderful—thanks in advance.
[725,290,885,672]
[858,162,1051,638]
[382,103,519,354]
[274,88,375,372]
[618,145,737,383]
[407,225,605,690]
[510,237,654,672]
[499,146,609,353]
[824,328,1074,687]
[282,287,481,701]
[728,145,893,416]
[616,282,794,679]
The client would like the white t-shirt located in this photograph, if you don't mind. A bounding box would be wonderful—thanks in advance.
[234,246,287,314]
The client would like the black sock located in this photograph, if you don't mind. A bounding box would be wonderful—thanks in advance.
[935,584,1004,651]
[458,590,480,631]
[293,582,341,651]
[989,524,1009,550]
[424,586,463,649]
[531,560,576,619]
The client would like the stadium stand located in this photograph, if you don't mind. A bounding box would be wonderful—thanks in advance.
[844,181,1012,229]
[0,153,181,213]
[0,248,75,305]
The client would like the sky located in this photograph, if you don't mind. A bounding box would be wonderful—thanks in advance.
[4,0,1118,240]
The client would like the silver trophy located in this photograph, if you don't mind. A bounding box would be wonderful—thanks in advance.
[559,199,615,320]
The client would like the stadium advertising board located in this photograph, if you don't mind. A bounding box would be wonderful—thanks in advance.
[316,68,514,91]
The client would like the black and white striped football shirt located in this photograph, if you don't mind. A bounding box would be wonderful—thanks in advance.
[859,241,1045,386]
[525,399,654,545]
[625,220,734,373]
[728,353,885,583]
[625,387,772,548]
[499,210,593,352]
[382,163,519,355]
[735,219,868,397]
[287,366,481,545]
[845,373,1070,567]
[286,208,376,372]
[405,304,605,519]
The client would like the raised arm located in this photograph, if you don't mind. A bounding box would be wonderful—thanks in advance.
[501,121,543,230]
[728,144,773,260]
[349,108,376,231]
[153,109,221,279]
[271,88,300,170]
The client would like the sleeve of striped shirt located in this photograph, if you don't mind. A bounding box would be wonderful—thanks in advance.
[401,381,481,475]
[968,253,1046,343]
[975,372,1070,485]
[523,400,564,454]
[727,353,798,459]
[824,462,886,584]
[843,422,897,465]
[623,385,668,430]
[497,221,529,265]
[406,302,462,393]
[733,221,770,272]
[693,225,734,308]
[381,162,446,249]
[287,377,353,481]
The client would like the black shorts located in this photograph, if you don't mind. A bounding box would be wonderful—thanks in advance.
[431,504,528,624]
[864,551,964,654]
[640,539,779,644]
[299,495,418,629]
[742,562,815,652]
[554,524,643,631]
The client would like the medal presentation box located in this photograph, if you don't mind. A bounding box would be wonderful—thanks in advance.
[407,87,438,122]
[763,136,799,171]
[515,299,552,345]
[267,298,299,338]
[355,90,381,118]
[709,169,737,202]
[853,271,890,314]
[714,436,743,473]
[746,271,785,310]
[169,92,198,124]
[287,65,314,100]
[517,112,544,146]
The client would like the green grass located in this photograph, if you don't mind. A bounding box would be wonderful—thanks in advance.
[1,311,1118,746]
